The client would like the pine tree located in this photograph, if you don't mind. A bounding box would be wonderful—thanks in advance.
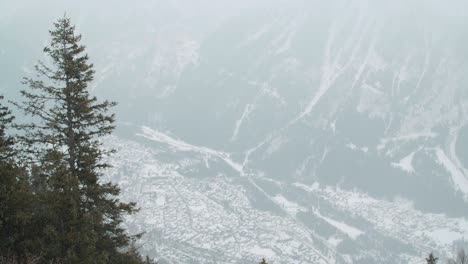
[15,16,139,263]
[0,96,15,160]
[426,252,438,264]
[259,257,268,264]
[0,96,37,263]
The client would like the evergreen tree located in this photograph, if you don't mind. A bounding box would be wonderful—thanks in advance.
[0,96,37,263]
[15,16,139,263]
[0,96,15,160]
[259,257,268,264]
[426,252,438,264]
[28,149,82,262]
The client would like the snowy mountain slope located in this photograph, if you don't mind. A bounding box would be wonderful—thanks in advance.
[2,0,468,263]
[104,131,468,263]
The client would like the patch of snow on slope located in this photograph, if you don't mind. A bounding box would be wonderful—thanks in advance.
[392,152,415,173]
[248,245,277,259]
[155,194,166,207]
[435,147,468,198]
[346,143,369,153]
[231,103,255,142]
[356,82,389,119]
[240,24,271,47]
[292,11,370,124]
[138,126,245,175]
[290,22,339,123]
[429,228,466,246]
[377,132,437,151]
[265,136,287,156]
[346,143,357,150]
[275,29,296,55]
[448,125,468,189]
[261,83,287,106]
[327,236,343,247]
[330,120,336,134]
[273,195,307,216]
[293,182,320,192]
[367,47,387,72]
[314,210,364,240]
[176,39,199,68]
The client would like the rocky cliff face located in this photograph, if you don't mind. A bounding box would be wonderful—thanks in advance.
[2,0,468,263]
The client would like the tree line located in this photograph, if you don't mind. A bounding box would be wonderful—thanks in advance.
[0,16,154,264]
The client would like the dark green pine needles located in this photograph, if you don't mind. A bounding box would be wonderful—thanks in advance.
[9,16,150,263]
[0,96,37,263]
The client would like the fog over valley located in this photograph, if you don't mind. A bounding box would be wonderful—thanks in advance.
[1,1,468,263]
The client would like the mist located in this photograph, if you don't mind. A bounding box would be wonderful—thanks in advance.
[1,1,468,263]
